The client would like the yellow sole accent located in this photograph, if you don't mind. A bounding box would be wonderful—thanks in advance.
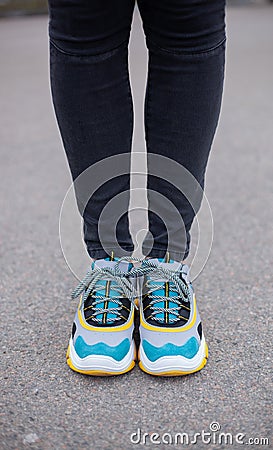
[138,343,208,377]
[66,344,136,376]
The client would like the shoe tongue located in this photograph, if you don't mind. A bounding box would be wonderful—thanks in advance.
[89,257,131,325]
[148,258,190,282]
[92,258,131,273]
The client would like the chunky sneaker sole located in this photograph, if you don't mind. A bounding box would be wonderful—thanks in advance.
[66,336,136,376]
[138,319,208,376]
[138,257,208,376]
[67,256,138,376]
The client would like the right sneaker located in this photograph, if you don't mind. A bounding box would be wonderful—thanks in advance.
[66,255,137,376]
[138,257,208,376]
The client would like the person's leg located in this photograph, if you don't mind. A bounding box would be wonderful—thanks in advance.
[138,0,226,260]
[137,0,226,376]
[48,0,135,258]
[48,0,140,376]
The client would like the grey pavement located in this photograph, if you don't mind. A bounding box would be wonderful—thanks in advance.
[0,5,273,450]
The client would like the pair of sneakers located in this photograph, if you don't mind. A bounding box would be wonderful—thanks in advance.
[66,253,208,376]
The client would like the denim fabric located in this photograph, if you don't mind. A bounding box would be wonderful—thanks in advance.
[48,0,226,260]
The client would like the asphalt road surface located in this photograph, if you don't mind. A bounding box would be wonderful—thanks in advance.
[1,5,272,450]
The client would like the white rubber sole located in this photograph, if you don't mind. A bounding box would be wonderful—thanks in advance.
[138,336,208,376]
[67,338,136,376]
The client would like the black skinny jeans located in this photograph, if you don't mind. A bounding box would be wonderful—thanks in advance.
[48,0,226,261]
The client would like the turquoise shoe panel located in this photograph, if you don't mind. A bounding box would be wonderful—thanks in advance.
[142,336,199,362]
[75,336,131,361]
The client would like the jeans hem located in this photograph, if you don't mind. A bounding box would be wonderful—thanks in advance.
[87,246,134,259]
[142,247,189,262]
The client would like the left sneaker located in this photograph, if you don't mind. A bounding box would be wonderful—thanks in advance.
[138,257,208,376]
[66,256,138,376]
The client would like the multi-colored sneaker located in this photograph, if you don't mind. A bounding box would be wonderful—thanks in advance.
[138,257,208,376]
[66,255,137,376]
